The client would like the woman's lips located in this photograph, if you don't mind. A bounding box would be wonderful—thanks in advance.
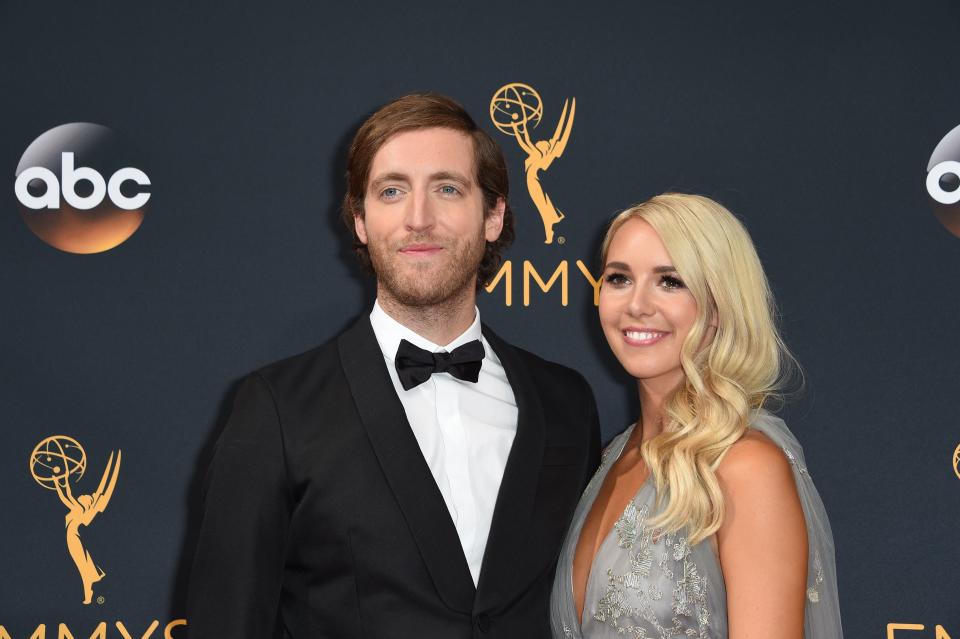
[622,329,669,346]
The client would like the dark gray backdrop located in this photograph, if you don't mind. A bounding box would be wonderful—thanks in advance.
[2,1,959,636]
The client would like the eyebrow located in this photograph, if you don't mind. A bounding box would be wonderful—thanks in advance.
[431,171,473,188]
[369,172,409,193]
[604,261,678,273]
[368,171,474,193]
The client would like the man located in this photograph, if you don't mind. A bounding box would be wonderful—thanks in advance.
[186,94,600,638]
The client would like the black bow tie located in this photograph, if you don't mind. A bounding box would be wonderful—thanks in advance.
[394,338,485,391]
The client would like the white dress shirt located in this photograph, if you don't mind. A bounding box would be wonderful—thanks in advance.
[369,300,519,585]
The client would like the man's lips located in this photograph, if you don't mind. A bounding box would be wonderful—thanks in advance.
[621,328,670,346]
[399,243,443,256]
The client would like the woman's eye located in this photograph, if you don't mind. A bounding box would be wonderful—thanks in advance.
[660,274,685,290]
[604,273,629,286]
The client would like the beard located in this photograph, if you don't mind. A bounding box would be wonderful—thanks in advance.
[367,227,487,308]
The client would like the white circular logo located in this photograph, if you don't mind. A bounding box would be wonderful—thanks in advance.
[927,124,960,237]
[14,123,150,253]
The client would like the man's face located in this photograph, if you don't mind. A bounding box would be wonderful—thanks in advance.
[356,127,504,308]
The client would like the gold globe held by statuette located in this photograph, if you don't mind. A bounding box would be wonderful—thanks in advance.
[490,83,544,136]
[30,435,87,490]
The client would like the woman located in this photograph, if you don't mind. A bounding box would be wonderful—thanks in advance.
[550,194,842,638]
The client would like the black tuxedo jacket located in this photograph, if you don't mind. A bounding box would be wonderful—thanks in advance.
[186,317,600,639]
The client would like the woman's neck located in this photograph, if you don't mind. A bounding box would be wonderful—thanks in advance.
[636,376,681,443]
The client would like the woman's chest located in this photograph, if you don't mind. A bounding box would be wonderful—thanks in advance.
[580,487,727,639]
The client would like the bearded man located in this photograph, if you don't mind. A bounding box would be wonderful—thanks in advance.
[186,94,600,639]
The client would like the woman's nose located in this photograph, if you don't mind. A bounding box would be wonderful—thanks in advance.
[627,285,655,317]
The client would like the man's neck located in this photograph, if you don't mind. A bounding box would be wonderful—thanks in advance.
[376,286,478,347]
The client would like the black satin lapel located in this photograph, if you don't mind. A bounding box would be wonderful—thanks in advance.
[474,325,546,612]
[338,317,475,613]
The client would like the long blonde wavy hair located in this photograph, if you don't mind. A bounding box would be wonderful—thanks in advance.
[600,193,800,545]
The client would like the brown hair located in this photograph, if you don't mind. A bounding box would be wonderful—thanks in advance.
[341,93,515,287]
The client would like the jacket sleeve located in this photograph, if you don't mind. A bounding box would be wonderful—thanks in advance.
[186,373,291,639]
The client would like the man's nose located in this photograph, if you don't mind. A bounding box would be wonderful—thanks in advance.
[405,189,436,232]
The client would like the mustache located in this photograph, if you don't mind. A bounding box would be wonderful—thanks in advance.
[395,234,449,248]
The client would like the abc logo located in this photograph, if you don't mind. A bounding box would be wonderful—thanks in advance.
[927,124,960,238]
[14,123,150,254]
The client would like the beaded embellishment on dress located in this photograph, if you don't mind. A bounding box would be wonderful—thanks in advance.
[588,498,711,638]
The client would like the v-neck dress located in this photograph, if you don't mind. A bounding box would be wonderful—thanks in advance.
[549,409,843,638]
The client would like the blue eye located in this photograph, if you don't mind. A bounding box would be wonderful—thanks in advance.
[439,185,460,195]
[381,187,401,199]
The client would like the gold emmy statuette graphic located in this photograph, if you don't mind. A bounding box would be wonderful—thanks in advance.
[30,436,122,604]
[490,83,576,244]
[953,443,960,480]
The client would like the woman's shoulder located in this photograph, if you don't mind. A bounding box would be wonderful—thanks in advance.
[716,417,798,503]
[717,429,794,484]
[717,428,790,473]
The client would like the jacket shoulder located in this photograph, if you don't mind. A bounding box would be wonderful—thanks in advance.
[511,342,590,390]
[243,333,347,406]
[483,323,592,395]
[260,336,338,376]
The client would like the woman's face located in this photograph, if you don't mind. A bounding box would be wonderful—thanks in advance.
[599,218,705,392]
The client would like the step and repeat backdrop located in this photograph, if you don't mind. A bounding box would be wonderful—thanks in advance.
[1,2,959,637]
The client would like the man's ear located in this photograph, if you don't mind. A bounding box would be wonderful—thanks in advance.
[484,197,506,242]
[354,213,368,244]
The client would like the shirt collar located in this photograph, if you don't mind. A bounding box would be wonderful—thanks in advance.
[369,299,483,362]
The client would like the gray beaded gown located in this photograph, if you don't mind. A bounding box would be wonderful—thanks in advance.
[550,409,842,638]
